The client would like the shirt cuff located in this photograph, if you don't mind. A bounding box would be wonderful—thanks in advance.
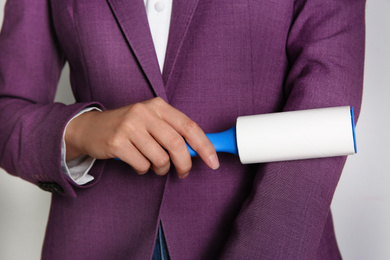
[61,107,102,185]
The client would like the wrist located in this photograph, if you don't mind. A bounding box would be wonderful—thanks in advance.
[65,110,100,161]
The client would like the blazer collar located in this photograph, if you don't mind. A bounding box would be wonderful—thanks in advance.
[107,0,168,101]
[163,0,200,86]
[107,0,200,101]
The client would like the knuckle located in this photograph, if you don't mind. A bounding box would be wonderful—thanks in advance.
[135,161,151,174]
[106,135,122,152]
[151,97,169,112]
[120,119,137,133]
[154,153,170,168]
[127,102,156,123]
[153,166,169,176]
[181,165,192,175]
[152,97,165,106]
[128,102,146,115]
[184,120,199,133]
[168,136,185,151]
[175,163,192,176]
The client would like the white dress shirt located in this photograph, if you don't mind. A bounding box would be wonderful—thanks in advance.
[62,0,172,185]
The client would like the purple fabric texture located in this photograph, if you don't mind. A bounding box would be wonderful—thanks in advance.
[0,0,365,259]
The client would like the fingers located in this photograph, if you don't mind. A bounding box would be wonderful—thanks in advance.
[127,97,219,178]
[128,129,171,176]
[147,119,192,178]
[152,98,220,171]
[177,119,220,170]
[115,142,151,175]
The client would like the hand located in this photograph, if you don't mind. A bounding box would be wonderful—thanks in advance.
[65,97,219,179]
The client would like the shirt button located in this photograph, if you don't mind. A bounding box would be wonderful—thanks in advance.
[154,1,165,12]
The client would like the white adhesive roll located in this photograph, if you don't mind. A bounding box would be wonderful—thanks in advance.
[236,106,356,164]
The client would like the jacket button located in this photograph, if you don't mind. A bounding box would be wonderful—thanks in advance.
[37,182,64,194]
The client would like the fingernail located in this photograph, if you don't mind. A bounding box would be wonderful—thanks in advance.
[208,154,220,170]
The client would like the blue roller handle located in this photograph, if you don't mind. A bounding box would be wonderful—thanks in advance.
[186,126,238,157]
[115,126,238,161]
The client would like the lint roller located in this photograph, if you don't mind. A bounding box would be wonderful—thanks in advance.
[187,106,357,164]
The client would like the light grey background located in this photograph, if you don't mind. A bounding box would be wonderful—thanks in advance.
[0,1,389,259]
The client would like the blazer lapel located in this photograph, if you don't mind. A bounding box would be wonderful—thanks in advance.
[107,0,168,101]
[162,0,200,86]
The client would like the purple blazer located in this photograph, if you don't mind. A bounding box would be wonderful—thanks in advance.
[0,0,365,259]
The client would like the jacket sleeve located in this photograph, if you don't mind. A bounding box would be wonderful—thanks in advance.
[219,0,365,259]
[0,0,103,198]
